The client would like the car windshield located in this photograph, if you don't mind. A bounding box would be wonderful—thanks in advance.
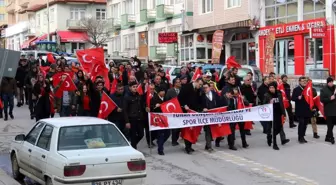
[309,70,329,79]
[58,124,129,151]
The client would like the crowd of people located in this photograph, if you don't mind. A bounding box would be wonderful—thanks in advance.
[0,53,336,155]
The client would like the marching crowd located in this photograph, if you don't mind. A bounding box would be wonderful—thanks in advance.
[1,52,336,155]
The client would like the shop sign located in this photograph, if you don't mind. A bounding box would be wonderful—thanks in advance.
[310,27,326,38]
[259,18,326,37]
[158,32,178,44]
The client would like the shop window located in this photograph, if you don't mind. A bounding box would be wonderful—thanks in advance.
[208,48,212,60]
[303,0,325,20]
[305,38,323,73]
[197,48,206,59]
[265,0,298,26]
[150,28,165,46]
[180,35,193,62]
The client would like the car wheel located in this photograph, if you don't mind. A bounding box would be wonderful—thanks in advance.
[46,177,53,185]
[11,154,24,181]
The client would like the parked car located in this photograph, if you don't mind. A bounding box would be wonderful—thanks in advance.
[162,65,181,84]
[10,117,146,185]
[21,50,76,62]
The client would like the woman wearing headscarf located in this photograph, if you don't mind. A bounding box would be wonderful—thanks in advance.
[33,74,51,121]
[263,81,286,150]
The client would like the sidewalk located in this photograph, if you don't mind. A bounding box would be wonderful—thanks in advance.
[0,169,20,185]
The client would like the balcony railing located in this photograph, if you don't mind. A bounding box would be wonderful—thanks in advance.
[107,18,121,31]
[140,9,156,23]
[121,14,136,27]
[157,4,174,19]
[66,20,86,30]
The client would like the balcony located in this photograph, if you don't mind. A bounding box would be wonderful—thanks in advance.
[66,20,86,31]
[140,9,156,23]
[107,18,121,31]
[157,4,174,19]
[166,44,177,57]
[19,0,29,7]
[149,46,166,59]
[121,14,135,28]
[120,49,138,58]
[6,1,15,13]
[27,27,36,37]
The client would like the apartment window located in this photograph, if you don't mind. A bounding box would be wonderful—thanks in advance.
[227,0,241,8]
[265,0,298,26]
[0,0,4,6]
[140,0,147,10]
[303,0,325,20]
[36,13,40,27]
[0,14,4,21]
[169,0,183,5]
[168,25,181,33]
[112,3,120,18]
[201,0,213,14]
[50,8,55,22]
[122,0,134,14]
[96,9,106,20]
[150,28,165,46]
[123,33,135,50]
[43,11,47,25]
[70,8,86,20]
[180,35,194,62]
[112,36,121,52]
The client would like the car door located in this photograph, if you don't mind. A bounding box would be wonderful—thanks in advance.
[30,125,54,181]
[17,122,45,175]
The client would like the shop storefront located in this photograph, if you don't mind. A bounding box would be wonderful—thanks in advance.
[258,18,334,76]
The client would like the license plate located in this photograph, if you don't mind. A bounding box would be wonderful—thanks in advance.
[92,180,123,185]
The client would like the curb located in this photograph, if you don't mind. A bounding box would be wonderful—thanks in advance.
[0,168,20,185]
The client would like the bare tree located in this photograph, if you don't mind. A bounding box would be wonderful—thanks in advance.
[81,17,111,47]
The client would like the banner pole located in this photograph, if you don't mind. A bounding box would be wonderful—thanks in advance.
[148,112,152,154]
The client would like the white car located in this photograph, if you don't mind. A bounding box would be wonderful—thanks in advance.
[10,117,146,185]
[161,65,181,84]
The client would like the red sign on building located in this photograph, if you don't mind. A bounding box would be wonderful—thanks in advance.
[310,27,326,38]
[158,32,178,44]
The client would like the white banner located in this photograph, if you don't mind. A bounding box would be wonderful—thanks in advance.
[149,104,273,131]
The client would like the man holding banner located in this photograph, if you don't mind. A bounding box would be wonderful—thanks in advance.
[178,78,203,154]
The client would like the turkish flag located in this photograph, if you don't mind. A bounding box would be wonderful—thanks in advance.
[39,66,49,77]
[277,82,290,109]
[137,84,144,95]
[76,48,105,73]
[49,91,55,114]
[180,109,202,144]
[47,53,56,64]
[191,67,202,81]
[214,72,219,82]
[149,113,169,128]
[91,64,110,90]
[110,78,118,94]
[98,92,117,119]
[314,96,326,119]
[160,97,183,113]
[165,68,171,82]
[207,106,231,139]
[226,56,241,69]
[236,97,253,130]
[303,81,314,110]
[54,74,77,98]
[146,91,153,108]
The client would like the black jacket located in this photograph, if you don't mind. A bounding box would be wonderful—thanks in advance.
[241,84,256,105]
[165,87,179,100]
[178,82,201,112]
[108,92,125,122]
[257,83,268,104]
[292,85,312,118]
[200,91,222,110]
[264,90,286,134]
[283,82,291,101]
[150,93,164,113]
[320,85,336,117]
[15,64,29,87]
[123,92,145,122]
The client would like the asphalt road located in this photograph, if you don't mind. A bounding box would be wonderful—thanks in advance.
[0,105,335,185]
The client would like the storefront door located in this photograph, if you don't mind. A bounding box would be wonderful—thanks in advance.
[274,38,295,75]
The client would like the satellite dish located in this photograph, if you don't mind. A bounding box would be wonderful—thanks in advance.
[333,0,336,12]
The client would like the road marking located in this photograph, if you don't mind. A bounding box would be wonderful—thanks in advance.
[194,143,318,185]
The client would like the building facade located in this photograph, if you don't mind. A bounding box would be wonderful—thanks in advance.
[5,0,106,53]
[107,0,191,63]
[258,0,334,76]
[0,0,7,26]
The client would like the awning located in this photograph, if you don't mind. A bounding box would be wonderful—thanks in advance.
[57,31,88,43]
[32,32,56,45]
[21,37,37,49]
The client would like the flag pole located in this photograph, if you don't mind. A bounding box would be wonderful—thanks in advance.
[148,112,152,154]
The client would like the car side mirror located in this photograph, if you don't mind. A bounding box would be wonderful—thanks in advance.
[15,134,25,141]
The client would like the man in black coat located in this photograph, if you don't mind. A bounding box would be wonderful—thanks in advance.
[178,78,203,154]
[292,76,311,143]
[320,77,336,144]
[123,81,145,149]
[150,87,170,155]
[15,58,29,107]
[165,78,182,146]
[281,74,296,128]
[258,76,270,133]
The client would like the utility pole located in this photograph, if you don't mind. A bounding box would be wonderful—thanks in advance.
[47,0,50,41]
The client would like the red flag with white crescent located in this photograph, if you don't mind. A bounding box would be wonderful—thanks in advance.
[54,74,77,98]
[180,109,202,144]
[302,81,314,110]
[191,67,202,81]
[76,48,105,73]
[206,106,231,138]
[314,95,326,119]
[98,92,117,119]
[149,113,169,128]
[160,97,183,113]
